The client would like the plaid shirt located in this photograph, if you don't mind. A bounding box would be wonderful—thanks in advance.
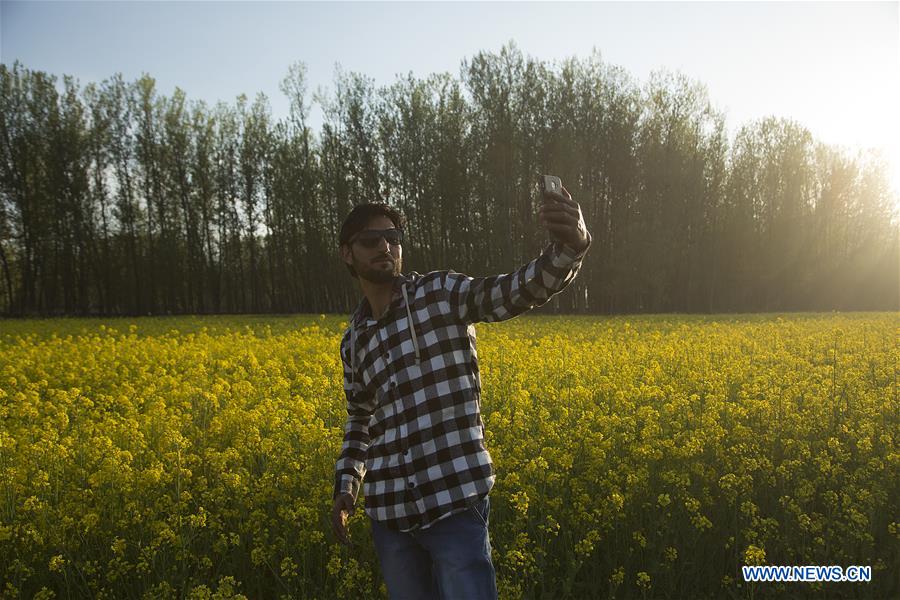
[333,235,591,532]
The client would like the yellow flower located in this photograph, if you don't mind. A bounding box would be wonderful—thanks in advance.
[48,554,66,572]
[637,571,651,589]
[744,544,766,566]
[0,312,892,598]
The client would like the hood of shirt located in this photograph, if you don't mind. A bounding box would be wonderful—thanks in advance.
[347,273,421,386]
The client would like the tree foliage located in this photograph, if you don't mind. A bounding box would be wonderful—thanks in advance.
[0,48,896,316]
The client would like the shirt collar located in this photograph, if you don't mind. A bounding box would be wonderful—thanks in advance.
[351,273,410,328]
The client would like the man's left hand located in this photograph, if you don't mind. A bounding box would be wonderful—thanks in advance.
[538,186,591,254]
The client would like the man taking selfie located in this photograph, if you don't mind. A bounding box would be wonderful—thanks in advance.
[331,182,591,599]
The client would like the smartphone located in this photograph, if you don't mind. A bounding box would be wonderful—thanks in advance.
[539,175,563,243]
[539,175,562,202]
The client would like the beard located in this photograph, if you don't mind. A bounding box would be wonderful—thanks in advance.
[354,252,402,284]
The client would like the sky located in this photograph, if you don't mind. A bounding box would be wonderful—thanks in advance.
[2,1,899,194]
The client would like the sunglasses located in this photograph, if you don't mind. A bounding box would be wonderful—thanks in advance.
[350,228,404,248]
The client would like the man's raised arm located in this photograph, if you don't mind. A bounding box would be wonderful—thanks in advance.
[442,186,592,324]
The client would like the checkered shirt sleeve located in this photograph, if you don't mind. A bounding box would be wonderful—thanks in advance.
[333,339,375,502]
[443,237,591,324]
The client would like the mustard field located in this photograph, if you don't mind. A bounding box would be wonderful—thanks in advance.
[1,313,896,599]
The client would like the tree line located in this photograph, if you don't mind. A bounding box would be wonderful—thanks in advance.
[1,44,897,317]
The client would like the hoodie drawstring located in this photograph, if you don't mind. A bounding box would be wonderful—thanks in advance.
[350,326,357,386]
[402,282,421,364]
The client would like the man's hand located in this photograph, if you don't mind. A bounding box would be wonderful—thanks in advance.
[332,492,355,546]
[538,185,591,253]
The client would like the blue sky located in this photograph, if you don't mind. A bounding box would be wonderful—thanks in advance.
[3,1,899,192]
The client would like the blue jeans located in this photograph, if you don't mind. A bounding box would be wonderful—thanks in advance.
[370,495,498,600]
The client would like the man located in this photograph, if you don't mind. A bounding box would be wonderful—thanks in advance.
[331,186,591,599]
